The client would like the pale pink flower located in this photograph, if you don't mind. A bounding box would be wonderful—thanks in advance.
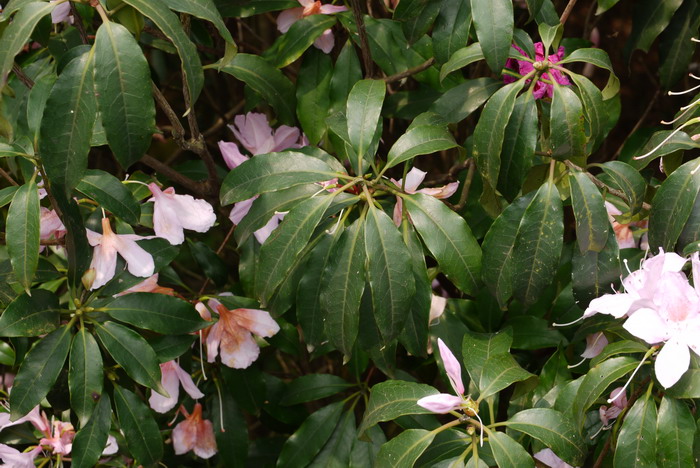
[605,202,647,249]
[504,43,571,99]
[276,1,348,54]
[195,302,212,321]
[86,217,155,290]
[417,339,469,414]
[0,444,41,468]
[392,168,459,226]
[149,361,204,414]
[39,420,74,455]
[429,295,447,325]
[533,448,577,468]
[39,208,65,243]
[0,406,47,433]
[599,387,627,426]
[172,403,217,459]
[205,300,280,369]
[147,184,216,245]
[50,0,73,24]
[114,274,175,297]
[580,332,608,359]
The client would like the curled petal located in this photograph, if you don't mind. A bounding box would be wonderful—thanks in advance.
[149,361,181,413]
[437,338,464,395]
[403,167,427,193]
[581,332,608,359]
[253,214,284,244]
[392,197,403,227]
[533,448,574,468]
[608,386,627,409]
[51,2,71,23]
[174,363,205,400]
[229,197,256,225]
[272,125,301,151]
[171,194,217,234]
[419,181,459,199]
[218,141,249,170]
[583,293,636,319]
[623,308,670,345]
[103,435,119,455]
[655,338,691,388]
[235,308,280,337]
[319,4,348,14]
[313,29,335,54]
[416,394,462,414]
[429,295,447,324]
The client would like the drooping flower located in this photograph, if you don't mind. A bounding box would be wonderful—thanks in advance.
[533,448,577,468]
[504,42,571,99]
[205,299,280,369]
[172,403,217,459]
[86,217,155,290]
[276,1,348,54]
[149,361,204,414]
[391,168,459,226]
[599,387,627,426]
[147,184,216,245]
[0,444,41,468]
[417,339,473,414]
[114,273,176,297]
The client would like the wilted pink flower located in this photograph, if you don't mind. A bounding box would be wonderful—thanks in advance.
[533,448,577,468]
[392,168,459,226]
[172,403,217,459]
[147,184,216,245]
[580,332,608,359]
[0,444,41,468]
[86,217,155,290]
[149,361,204,414]
[205,300,280,369]
[417,339,469,414]
[504,43,570,99]
[39,207,65,244]
[599,387,627,426]
[276,1,348,54]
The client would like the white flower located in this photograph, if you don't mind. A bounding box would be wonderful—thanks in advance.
[147,184,216,245]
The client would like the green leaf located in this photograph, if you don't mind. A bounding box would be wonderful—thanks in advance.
[440,43,485,81]
[26,73,56,143]
[569,73,606,153]
[0,289,59,337]
[9,325,72,420]
[94,321,165,395]
[665,369,700,398]
[113,385,164,467]
[220,151,336,205]
[631,130,700,170]
[276,400,344,468]
[590,340,649,368]
[394,0,441,45]
[512,180,564,307]
[122,0,203,102]
[569,171,610,253]
[161,0,234,43]
[105,292,208,334]
[488,431,535,468]
[470,0,513,74]
[430,78,502,124]
[433,0,471,64]
[346,79,386,162]
[504,408,586,465]
[69,328,104,427]
[572,356,639,428]
[649,159,700,251]
[321,219,366,357]
[272,14,336,68]
[309,410,356,468]
[404,193,482,295]
[498,91,538,201]
[624,0,683,59]
[656,396,696,467]
[256,195,334,302]
[614,393,658,468]
[0,2,55,84]
[358,380,439,435]
[214,0,297,17]
[212,379,248,466]
[658,0,700,90]
[559,48,620,99]
[399,225,431,358]
[572,229,621,306]
[221,53,297,125]
[76,169,140,224]
[71,394,112,468]
[597,160,647,214]
[550,84,586,162]
[385,125,457,169]
[376,429,436,468]
[0,186,19,207]
[0,341,15,366]
[148,334,197,363]
[364,205,415,343]
[596,0,620,14]
[296,48,332,145]
[7,181,40,293]
[472,80,524,189]
[39,52,96,197]
[476,352,534,400]
[329,41,362,115]
[94,22,155,168]
[280,374,353,406]
[189,240,228,286]
[54,195,92,288]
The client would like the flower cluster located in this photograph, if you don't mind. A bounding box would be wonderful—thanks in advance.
[504,42,570,99]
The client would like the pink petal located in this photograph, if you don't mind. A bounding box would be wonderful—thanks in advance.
[404,167,427,193]
[429,295,447,324]
[115,237,155,278]
[533,448,574,468]
[693,252,700,297]
[218,141,249,170]
[229,197,256,225]
[583,293,635,319]
[416,394,462,413]
[172,420,196,455]
[193,419,217,459]
[149,362,180,413]
[51,2,71,23]
[655,338,691,388]
[623,308,670,345]
[419,181,459,199]
[392,197,403,227]
[253,214,283,244]
[219,330,261,369]
[581,332,608,359]
[89,244,118,290]
[0,444,41,468]
[437,338,464,395]
[608,386,627,409]
[195,302,212,321]
[605,201,622,217]
[313,29,335,54]
[103,435,118,455]
[172,194,217,234]
[205,321,224,363]
[235,308,280,337]
[85,229,102,246]
[174,363,205,400]
[319,5,348,14]
[271,125,301,151]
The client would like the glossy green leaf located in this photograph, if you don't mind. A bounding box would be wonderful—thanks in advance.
[590,340,649,368]
[597,160,647,214]
[439,43,485,81]
[105,292,208,334]
[404,193,482,295]
[376,429,436,468]
[472,80,524,189]
[189,240,228,286]
[614,393,658,468]
[659,0,700,90]
[212,378,249,466]
[399,225,431,357]
[358,380,439,435]
[0,289,59,337]
[220,151,336,205]
[550,84,586,162]
[122,0,203,102]
[94,321,165,395]
[0,2,55,84]
[572,229,621,306]
[272,14,336,68]
[214,0,297,17]
[656,396,696,467]
[498,92,537,201]
[649,159,700,251]
[394,0,441,45]
[0,186,19,208]
[9,325,72,420]
[296,48,332,145]
[346,79,386,162]
[559,48,620,99]
[71,394,111,468]
[161,0,234,43]
[277,401,344,468]
[430,78,501,124]
[665,369,700,398]
[69,328,104,427]
[280,374,353,406]
[512,180,564,307]
[433,0,471,64]
[477,352,534,400]
[94,22,155,168]
[76,169,140,224]
[148,334,197,363]
[7,181,40,293]
[470,0,513,73]
[631,130,700,170]
[0,341,15,366]
[113,385,164,467]
[256,195,334,302]
[221,53,297,124]
[329,41,362,115]
[504,408,585,465]
[569,73,605,153]
[385,124,457,169]
[364,204,415,343]
[596,0,620,14]
[321,219,365,357]
[569,171,610,253]
[26,72,55,143]
[54,195,92,288]
[624,0,683,58]
[309,410,356,468]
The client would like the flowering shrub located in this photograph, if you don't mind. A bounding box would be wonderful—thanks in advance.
[1,0,700,466]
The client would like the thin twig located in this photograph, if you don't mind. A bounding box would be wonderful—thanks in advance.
[0,167,19,186]
[452,159,475,211]
[152,82,186,141]
[11,63,34,89]
[611,88,661,160]
[349,0,374,78]
[383,58,436,83]
[141,154,206,197]
[564,160,652,211]
[560,0,579,25]
[182,80,220,193]
[202,101,246,138]
[69,1,89,45]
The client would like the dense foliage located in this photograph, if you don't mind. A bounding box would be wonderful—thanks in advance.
[1,0,700,466]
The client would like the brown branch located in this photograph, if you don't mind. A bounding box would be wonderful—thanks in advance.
[0,167,19,186]
[452,159,475,211]
[12,63,34,89]
[69,1,89,45]
[349,0,374,78]
[140,154,206,197]
[560,0,579,25]
[564,160,652,211]
[383,58,436,83]
[182,80,220,194]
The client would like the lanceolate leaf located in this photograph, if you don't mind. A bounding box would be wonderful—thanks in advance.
[346,79,386,162]
[0,289,59,337]
[512,180,564,307]
[569,171,610,253]
[7,181,40,293]
[550,84,586,162]
[272,14,336,68]
[659,0,700,90]
[385,125,457,169]
[470,0,513,74]
[76,169,140,224]
[358,380,439,435]
[569,73,605,153]
[0,2,55,84]
[69,328,104,427]
[376,429,436,468]
[559,48,619,99]
[433,0,471,64]
[572,229,621,306]
[656,396,696,467]
[399,226,431,357]
[113,385,164,467]
[122,0,204,102]
[71,394,111,468]
[9,325,72,420]
[430,78,502,124]
[161,0,234,43]
[104,292,208,334]
[309,410,355,467]
[614,393,658,468]
[404,193,482,295]
[488,431,535,468]
[623,0,683,59]
[597,160,647,214]
[364,205,415,343]
[296,48,332,145]
[498,92,538,201]
[439,42,485,81]
[94,22,156,168]
[54,195,92,288]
